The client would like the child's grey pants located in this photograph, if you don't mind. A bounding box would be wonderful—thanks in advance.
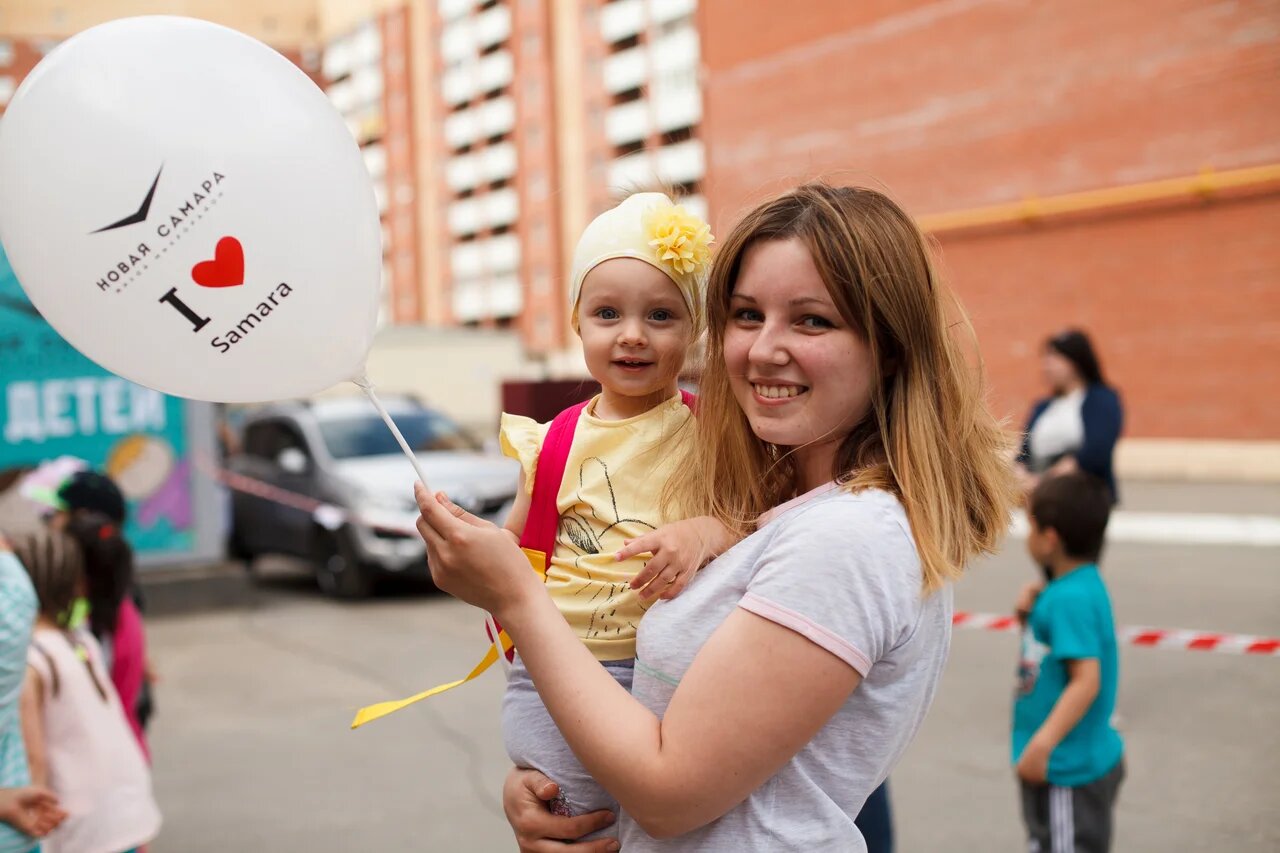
[503,653,635,839]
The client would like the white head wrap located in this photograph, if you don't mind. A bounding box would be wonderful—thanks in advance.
[568,192,713,332]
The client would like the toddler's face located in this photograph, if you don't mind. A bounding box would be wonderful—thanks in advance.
[577,258,692,402]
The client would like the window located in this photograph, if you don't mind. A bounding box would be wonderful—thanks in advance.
[611,87,643,106]
[318,409,479,458]
[243,420,310,461]
[661,126,694,145]
[609,34,640,53]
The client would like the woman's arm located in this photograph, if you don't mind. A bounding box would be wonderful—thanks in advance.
[19,668,48,787]
[416,484,861,838]
[503,595,860,838]
[1073,387,1122,480]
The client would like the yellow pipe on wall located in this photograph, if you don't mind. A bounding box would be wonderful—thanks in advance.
[917,163,1280,235]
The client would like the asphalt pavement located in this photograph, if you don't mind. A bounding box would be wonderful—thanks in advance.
[145,480,1280,852]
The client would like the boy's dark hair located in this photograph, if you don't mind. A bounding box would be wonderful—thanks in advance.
[10,528,84,626]
[1029,471,1112,562]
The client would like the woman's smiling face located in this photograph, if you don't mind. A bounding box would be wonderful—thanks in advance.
[723,238,874,489]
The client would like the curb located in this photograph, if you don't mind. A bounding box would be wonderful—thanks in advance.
[139,561,258,618]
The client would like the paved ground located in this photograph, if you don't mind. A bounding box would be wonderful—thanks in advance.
[146,481,1280,852]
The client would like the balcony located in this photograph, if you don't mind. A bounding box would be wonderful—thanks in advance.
[481,142,517,183]
[351,65,384,106]
[475,4,512,50]
[652,25,699,70]
[649,0,697,26]
[603,46,647,94]
[363,144,388,181]
[605,100,650,146]
[655,139,704,185]
[651,84,700,133]
[444,108,480,149]
[682,194,708,223]
[477,50,514,94]
[351,22,382,67]
[489,274,523,318]
[328,78,357,114]
[600,0,644,44]
[442,64,477,106]
[447,154,481,192]
[487,234,521,274]
[451,242,485,279]
[448,198,483,236]
[438,0,479,23]
[608,150,654,190]
[484,188,519,229]
[452,279,485,322]
[478,96,516,138]
[440,19,475,64]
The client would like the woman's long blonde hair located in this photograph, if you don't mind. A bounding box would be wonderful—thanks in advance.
[667,183,1019,592]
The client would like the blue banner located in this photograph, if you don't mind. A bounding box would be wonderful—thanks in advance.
[1,242,200,557]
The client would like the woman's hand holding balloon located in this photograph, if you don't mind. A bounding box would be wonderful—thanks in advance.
[414,483,543,620]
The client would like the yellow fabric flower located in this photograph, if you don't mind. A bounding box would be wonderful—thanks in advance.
[644,203,713,277]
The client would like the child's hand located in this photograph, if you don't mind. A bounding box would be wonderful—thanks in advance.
[0,785,67,837]
[1015,737,1051,784]
[1014,581,1044,623]
[618,517,740,601]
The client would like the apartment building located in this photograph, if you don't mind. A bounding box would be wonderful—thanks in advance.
[0,1,322,115]
[317,0,707,356]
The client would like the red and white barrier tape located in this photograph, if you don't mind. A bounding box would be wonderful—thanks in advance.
[201,461,1279,658]
[952,611,1280,656]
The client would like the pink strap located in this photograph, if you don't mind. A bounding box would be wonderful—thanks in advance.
[521,391,696,559]
[519,401,590,559]
[492,393,697,660]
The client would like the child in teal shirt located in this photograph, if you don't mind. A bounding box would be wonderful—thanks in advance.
[1013,472,1125,853]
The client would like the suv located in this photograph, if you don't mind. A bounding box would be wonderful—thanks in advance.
[227,396,518,598]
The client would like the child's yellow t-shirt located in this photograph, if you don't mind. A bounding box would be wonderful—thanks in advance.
[499,393,694,661]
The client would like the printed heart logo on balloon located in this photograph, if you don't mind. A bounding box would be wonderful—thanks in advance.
[191,236,244,288]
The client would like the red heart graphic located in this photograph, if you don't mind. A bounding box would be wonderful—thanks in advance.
[191,237,244,288]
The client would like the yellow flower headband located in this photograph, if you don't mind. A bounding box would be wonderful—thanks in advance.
[568,192,713,332]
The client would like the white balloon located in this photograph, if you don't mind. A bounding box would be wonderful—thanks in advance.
[0,16,382,403]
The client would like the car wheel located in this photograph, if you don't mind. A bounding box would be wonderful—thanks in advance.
[227,525,255,566]
[311,527,374,600]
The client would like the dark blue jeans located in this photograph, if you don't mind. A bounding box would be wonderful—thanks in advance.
[855,781,893,853]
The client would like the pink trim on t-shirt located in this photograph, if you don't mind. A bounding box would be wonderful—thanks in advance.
[756,481,841,528]
[739,592,872,676]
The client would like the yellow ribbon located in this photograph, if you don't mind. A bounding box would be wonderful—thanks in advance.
[349,547,548,729]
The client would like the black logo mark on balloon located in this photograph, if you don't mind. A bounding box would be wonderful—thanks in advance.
[91,166,163,234]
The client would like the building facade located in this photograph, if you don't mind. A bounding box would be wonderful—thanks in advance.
[305,0,708,358]
[696,0,1280,445]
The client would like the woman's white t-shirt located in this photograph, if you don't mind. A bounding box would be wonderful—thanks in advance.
[619,487,953,851]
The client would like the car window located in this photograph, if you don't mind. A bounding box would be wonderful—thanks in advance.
[242,419,310,460]
[318,409,478,459]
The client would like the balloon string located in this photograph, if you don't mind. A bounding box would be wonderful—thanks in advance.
[352,374,511,675]
[353,375,431,486]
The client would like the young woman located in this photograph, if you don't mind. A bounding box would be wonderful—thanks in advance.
[418,183,1019,850]
[1015,329,1124,503]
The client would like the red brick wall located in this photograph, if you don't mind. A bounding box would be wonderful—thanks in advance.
[699,0,1280,439]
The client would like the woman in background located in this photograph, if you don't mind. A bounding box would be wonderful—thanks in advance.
[1016,330,1123,503]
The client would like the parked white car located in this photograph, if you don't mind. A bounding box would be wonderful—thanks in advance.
[228,396,518,598]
